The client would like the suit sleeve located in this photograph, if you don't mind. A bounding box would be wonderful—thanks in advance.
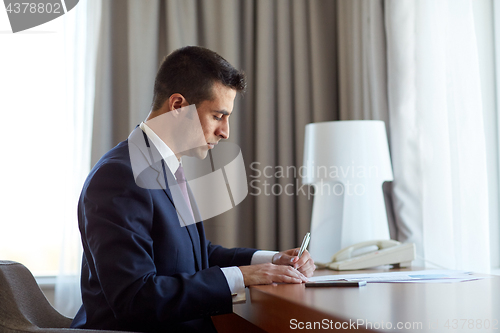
[80,161,232,327]
[206,242,257,267]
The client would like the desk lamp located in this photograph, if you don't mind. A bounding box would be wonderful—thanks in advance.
[302,120,393,264]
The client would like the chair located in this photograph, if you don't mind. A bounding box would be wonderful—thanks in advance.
[0,260,123,333]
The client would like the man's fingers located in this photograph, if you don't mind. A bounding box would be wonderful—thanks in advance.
[273,265,307,283]
[280,275,303,284]
[278,272,305,284]
[293,250,313,269]
[273,253,298,266]
[296,258,316,277]
[298,265,315,278]
[283,266,308,282]
[240,262,310,286]
[273,248,303,266]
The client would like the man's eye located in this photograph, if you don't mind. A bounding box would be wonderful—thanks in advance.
[213,115,222,121]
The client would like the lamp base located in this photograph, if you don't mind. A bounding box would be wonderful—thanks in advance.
[308,182,344,264]
[308,181,391,265]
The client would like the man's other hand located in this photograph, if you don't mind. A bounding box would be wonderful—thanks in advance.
[238,263,308,286]
[272,248,315,277]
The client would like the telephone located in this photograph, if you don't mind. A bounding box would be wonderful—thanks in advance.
[316,240,416,271]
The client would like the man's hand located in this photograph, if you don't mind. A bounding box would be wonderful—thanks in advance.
[272,248,315,277]
[238,263,308,286]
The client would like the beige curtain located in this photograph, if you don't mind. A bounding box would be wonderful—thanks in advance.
[91,0,388,252]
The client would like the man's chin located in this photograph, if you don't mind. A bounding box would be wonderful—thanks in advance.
[197,150,209,160]
[193,147,209,160]
[181,146,209,160]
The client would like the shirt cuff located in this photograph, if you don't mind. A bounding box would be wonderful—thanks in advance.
[251,250,278,265]
[221,266,245,295]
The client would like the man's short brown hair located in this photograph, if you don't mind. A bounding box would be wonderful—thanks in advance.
[152,46,247,110]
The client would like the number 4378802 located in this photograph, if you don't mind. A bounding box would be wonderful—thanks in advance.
[444,319,498,330]
[6,2,61,14]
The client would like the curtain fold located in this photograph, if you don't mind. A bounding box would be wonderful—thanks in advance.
[337,0,389,123]
[385,0,491,271]
[252,0,278,249]
[55,0,101,317]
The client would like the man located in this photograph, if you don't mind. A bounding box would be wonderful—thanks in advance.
[71,46,314,332]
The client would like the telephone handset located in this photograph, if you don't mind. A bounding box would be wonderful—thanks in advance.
[316,239,416,271]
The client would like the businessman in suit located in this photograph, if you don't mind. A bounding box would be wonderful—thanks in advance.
[71,46,315,332]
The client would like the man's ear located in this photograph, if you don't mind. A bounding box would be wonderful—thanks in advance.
[169,93,189,111]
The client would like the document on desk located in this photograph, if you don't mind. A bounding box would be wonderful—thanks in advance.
[308,270,487,284]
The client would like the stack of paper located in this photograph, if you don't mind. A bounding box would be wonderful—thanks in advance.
[307,270,486,284]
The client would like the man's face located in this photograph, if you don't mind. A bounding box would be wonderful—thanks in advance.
[192,82,236,159]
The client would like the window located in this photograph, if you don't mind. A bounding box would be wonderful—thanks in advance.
[0,9,74,276]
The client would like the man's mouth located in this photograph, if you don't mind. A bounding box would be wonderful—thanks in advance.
[207,142,216,149]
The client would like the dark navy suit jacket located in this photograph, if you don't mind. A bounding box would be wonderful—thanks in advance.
[71,128,256,332]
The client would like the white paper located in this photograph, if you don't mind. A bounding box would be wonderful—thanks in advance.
[308,270,485,284]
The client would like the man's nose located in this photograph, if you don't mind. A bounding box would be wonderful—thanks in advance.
[216,119,229,139]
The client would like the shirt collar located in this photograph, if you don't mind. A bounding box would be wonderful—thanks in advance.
[139,122,181,179]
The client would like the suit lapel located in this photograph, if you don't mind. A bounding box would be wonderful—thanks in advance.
[188,184,209,269]
[128,126,202,272]
[186,183,205,269]
[128,126,196,225]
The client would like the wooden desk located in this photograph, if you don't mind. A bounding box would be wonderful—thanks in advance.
[213,268,500,332]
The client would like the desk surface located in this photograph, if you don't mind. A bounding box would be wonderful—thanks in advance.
[218,267,500,333]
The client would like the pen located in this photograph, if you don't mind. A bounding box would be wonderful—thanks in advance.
[297,232,311,258]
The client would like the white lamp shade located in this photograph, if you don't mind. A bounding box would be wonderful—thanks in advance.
[302,120,394,264]
[303,120,393,184]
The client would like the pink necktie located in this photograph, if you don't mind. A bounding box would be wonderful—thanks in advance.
[174,165,194,220]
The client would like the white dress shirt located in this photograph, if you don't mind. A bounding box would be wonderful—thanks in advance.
[139,122,277,300]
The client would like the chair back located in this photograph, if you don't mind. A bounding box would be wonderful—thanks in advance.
[0,260,72,331]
